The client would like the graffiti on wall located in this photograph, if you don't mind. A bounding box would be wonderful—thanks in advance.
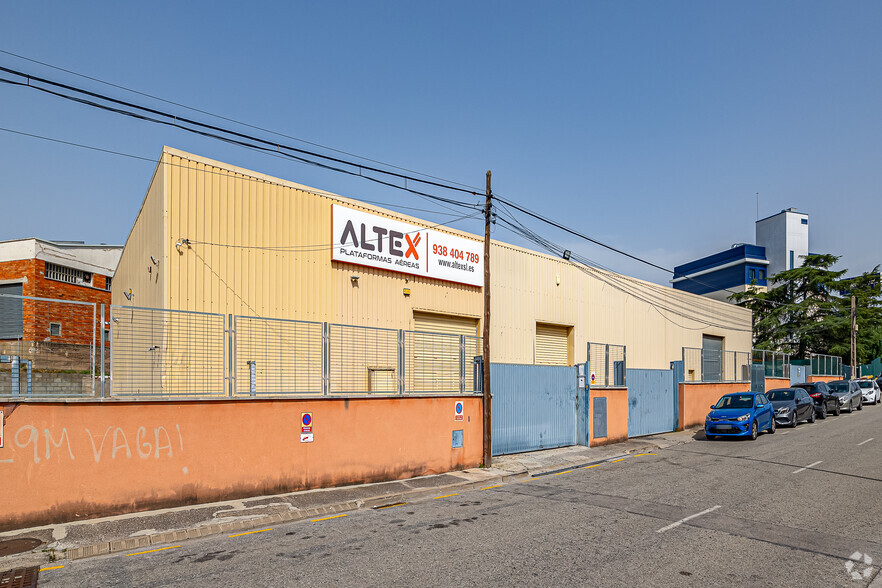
[0,423,183,464]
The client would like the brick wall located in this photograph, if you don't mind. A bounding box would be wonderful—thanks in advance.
[0,259,111,346]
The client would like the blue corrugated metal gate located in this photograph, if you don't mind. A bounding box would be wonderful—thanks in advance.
[492,363,586,455]
[626,368,676,437]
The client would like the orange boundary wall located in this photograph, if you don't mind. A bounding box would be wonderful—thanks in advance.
[589,388,629,447]
[0,396,482,531]
[808,376,841,383]
[678,382,750,430]
[765,377,791,391]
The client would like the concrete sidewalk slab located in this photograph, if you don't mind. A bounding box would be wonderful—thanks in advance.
[0,436,671,570]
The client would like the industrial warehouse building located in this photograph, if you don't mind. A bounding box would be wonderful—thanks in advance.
[3,148,757,530]
[112,147,752,377]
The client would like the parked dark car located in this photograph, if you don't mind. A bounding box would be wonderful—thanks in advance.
[792,381,840,418]
[768,387,816,426]
[826,380,863,413]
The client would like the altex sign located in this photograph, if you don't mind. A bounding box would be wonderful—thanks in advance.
[332,204,483,287]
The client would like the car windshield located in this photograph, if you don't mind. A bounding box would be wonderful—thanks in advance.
[828,382,849,393]
[714,395,754,409]
[858,381,873,389]
[767,389,794,401]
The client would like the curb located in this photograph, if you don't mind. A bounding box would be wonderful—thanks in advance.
[62,471,528,562]
[47,441,664,563]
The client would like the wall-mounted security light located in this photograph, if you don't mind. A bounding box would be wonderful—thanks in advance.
[150,256,159,265]
[562,250,571,260]
[350,275,360,284]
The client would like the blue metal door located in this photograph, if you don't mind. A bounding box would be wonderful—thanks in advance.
[626,368,676,437]
[492,363,582,455]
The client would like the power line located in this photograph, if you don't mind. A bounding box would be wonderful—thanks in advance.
[0,48,485,193]
[0,65,483,205]
[0,125,478,226]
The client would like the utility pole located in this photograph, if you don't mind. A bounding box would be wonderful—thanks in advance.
[851,295,857,378]
[482,171,492,467]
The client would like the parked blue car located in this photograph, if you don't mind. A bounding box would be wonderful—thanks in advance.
[705,392,775,440]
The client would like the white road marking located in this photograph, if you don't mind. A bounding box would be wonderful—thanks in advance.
[858,438,874,446]
[780,431,790,435]
[792,460,823,474]
[656,505,721,533]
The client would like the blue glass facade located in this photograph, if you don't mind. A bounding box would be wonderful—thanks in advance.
[673,244,768,296]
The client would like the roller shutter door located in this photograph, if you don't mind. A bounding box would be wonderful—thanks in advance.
[413,312,478,336]
[535,323,570,366]
[0,283,23,339]
[411,312,479,393]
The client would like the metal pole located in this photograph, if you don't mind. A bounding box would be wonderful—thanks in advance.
[482,170,492,467]
[100,303,106,398]
[851,295,857,378]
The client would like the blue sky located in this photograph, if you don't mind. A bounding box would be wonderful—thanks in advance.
[1,1,879,284]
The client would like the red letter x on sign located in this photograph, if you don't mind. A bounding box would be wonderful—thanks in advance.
[405,233,421,259]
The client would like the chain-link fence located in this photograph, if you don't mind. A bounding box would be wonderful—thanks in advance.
[0,292,98,397]
[810,353,843,377]
[752,349,790,379]
[682,347,750,382]
[587,342,626,387]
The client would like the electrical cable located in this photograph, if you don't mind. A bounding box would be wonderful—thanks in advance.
[0,65,482,202]
[0,125,476,222]
[0,48,485,193]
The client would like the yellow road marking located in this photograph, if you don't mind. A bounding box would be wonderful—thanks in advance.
[481,484,503,490]
[519,477,536,482]
[433,494,459,499]
[374,502,407,510]
[583,464,601,469]
[554,470,572,475]
[610,458,625,463]
[39,565,65,571]
[229,528,272,538]
[125,545,181,557]
[311,514,348,522]
[633,453,658,457]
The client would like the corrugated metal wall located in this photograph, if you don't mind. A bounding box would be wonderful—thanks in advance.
[492,363,579,455]
[114,148,753,373]
[626,368,676,437]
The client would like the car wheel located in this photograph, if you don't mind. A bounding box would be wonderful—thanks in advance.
[706,434,716,441]
[847,400,853,413]
[750,421,758,440]
[858,399,863,411]
[834,402,841,416]
[792,412,799,427]
[769,417,776,434]
[809,409,816,423]
[819,404,827,419]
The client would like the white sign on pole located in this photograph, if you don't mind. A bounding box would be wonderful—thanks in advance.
[332,204,484,287]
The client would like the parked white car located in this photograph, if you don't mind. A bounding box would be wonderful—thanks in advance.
[857,379,881,405]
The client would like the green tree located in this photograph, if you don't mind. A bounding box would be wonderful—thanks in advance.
[831,267,882,365]
[730,254,845,358]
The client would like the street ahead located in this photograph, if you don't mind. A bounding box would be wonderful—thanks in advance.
[40,404,882,587]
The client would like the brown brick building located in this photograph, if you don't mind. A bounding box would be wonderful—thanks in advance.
[0,238,122,346]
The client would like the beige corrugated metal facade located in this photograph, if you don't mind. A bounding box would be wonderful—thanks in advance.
[113,147,752,370]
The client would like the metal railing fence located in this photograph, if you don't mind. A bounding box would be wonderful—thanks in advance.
[682,347,750,382]
[0,292,97,397]
[106,306,483,399]
[110,306,226,397]
[809,353,843,377]
[587,342,626,387]
[752,349,790,379]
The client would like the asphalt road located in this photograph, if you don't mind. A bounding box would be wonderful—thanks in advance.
[39,402,882,587]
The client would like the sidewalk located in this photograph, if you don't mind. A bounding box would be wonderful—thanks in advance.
[0,433,691,570]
